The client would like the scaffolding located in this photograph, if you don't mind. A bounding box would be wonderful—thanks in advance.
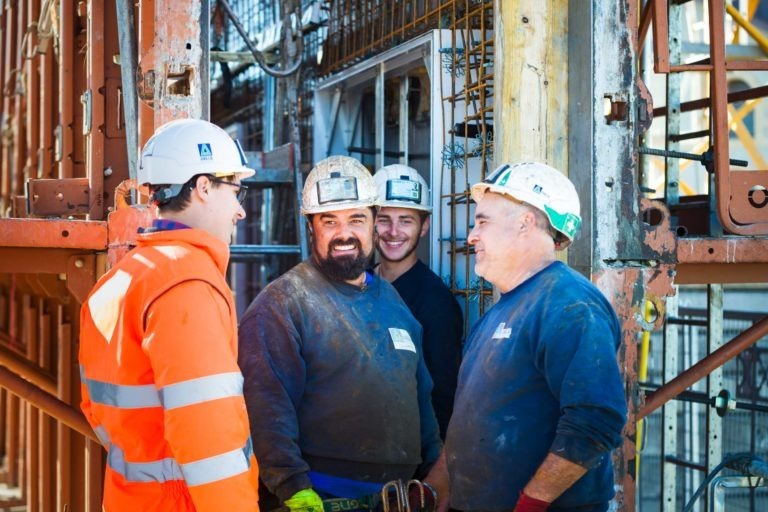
[0,1,767,511]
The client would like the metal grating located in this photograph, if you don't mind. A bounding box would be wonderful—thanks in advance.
[640,304,768,512]
[321,0,457,74]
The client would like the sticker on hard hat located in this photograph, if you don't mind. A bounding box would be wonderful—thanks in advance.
[545,205,582,238]
[386,179,422,203]
[234,139,248,165]
[197,143,213,160]
[495,168,511,186]
[486,163,510,184]
[317,176,359,204]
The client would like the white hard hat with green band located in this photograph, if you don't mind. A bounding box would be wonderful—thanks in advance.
[471,161,582,249]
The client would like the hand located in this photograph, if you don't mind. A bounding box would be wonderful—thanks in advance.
[423,453,450,512]
[513,492,550,512]
[284,488,324,512]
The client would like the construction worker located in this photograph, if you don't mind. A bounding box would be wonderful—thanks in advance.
[238,155,443,511]
[79,119,260,511]
[439,162,627,512]
[372,165,463,439]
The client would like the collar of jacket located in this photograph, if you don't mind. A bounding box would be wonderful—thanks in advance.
[136,228,230,275]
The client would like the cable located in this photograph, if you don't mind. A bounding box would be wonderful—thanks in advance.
[681,453,768,512]
[724,452,768,479]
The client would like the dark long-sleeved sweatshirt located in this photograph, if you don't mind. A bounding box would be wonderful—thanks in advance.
[444,261,627,511]
[238,260,442,501]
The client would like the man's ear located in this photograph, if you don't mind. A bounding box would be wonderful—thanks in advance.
[192,175,212,203]
[420,215,431,238]
[519,210,535,233]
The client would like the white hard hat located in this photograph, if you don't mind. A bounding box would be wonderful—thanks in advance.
[301,155,376,215]
[373,164,432,212]
[138,118,254,187]
[471,162,582,248]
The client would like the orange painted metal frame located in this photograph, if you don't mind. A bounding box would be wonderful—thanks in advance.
[650,0,768,234]
[0,218,107,250]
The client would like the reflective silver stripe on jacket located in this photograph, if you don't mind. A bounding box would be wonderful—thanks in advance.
[107,438,254,485]
[93,425,111,447]
[108,444,184,483]
[159,372,244,411]
[181,437,254,487]
[80,366,161,409]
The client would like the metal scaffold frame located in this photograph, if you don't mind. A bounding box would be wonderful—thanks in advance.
[0,1,767,510]
[633,1,768,510]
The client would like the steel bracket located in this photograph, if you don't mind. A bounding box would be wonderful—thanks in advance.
[137,68,156,107]
[26,178,91,217]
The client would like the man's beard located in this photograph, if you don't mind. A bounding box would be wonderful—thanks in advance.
[313,237,373,282]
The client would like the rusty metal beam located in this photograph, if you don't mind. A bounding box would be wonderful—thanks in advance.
[652,84,768,117]
[25,0,40,194]
[0,248,79,275]
[86,0,106,220]
[676,263,768,284]
[0,367,96,442]
[58,0,75,179]
[0,342,56,396]
[26,178,91,217]
[12,0,26,207]
[638,0,653,53]
[676,237,768,263]
[39,22,55,181]
[1,0,19,213]
[0,219,107,250]
[675,237,768,283]
[639,314,768,420]
[651,0,669,73]
[675,236,768,284]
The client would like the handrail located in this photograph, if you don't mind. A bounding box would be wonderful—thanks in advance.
[639,315,768,420]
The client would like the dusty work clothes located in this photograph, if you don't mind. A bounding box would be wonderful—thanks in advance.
[238,260,442,502]
[444,261,627,511]
[390,260,463,438]
[79,227,259,512]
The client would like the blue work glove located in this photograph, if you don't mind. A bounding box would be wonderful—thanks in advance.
[284,488,324,512]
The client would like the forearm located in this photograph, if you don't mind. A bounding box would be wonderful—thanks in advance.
[522,452,588,503]
[424,452,450,512]
[238,304,309,500]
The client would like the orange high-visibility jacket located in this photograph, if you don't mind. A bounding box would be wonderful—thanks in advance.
[79,228,259,511]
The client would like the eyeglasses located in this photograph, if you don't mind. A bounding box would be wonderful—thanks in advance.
[211,178,248,205]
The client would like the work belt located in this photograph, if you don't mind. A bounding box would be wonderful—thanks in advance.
[277,479,437,512]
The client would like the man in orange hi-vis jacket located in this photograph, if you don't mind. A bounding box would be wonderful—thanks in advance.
[79,119,260,511]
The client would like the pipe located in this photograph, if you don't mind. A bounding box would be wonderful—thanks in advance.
[0,342,57,395]
[218,0,302,78]
[636,301,653,478]
[639,314,768,420]
[725,2,768,56]
[0,366,97,442]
